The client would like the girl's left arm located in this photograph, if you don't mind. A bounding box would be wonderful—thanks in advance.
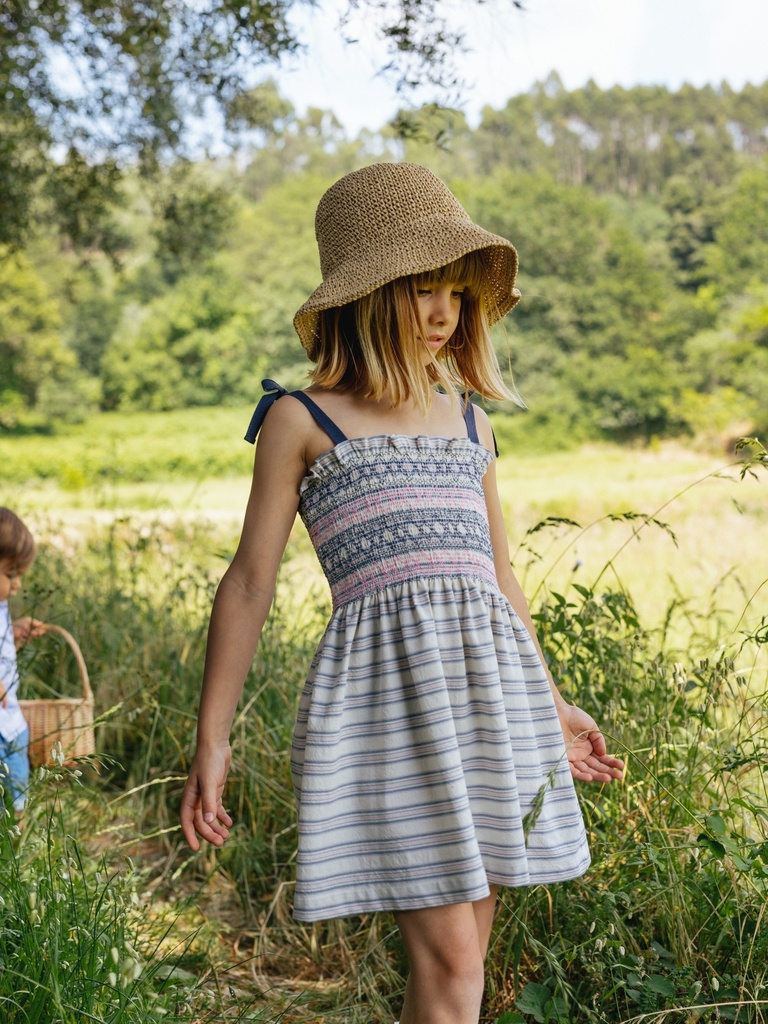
[476,412,624,784]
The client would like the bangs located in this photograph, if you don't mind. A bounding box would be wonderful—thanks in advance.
[415,251,488,293]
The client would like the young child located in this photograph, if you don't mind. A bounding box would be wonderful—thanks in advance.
[181,162,624,1024]
[0,508,46,817]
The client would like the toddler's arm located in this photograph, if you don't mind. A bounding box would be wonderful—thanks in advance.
[180,397,310,850]
[13,617,47,648]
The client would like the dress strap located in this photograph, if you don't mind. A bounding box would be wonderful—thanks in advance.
[463,396,499,458]
[245,379,348,446]
[291,391,348,444]
[463,398,480,443]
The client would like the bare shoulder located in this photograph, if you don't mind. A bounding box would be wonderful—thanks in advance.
[254,393,315,472]
[258,388,353,474]
[260,391,324,443]
[471,404,497,457]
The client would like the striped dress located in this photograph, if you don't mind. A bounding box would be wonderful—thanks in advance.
[247,381,591,922]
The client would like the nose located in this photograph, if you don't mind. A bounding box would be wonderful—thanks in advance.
[429,287,453,323]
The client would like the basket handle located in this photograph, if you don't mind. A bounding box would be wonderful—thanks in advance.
[41,624,93,703]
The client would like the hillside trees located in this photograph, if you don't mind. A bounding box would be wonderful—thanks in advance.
[3,76,768,444]
[99,171,334,409]
[456,170,688,439]
[472,77,768,196]
[0,250,98,426]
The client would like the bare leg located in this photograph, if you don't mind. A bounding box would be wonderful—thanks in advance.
[396,888,498,1024]
[473,885,498,959]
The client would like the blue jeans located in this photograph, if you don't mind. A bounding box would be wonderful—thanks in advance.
[0,727,30,812]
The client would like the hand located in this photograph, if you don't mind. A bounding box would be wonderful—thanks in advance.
[180,742,234,850]
[0,678,7,708]
[557,703,624,783]
[13,617,47,648]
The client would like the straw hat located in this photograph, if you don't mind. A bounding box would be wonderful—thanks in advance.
[293,162,521,353]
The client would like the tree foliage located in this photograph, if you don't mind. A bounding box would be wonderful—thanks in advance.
[4,76,768,446]
[0,0,523,248]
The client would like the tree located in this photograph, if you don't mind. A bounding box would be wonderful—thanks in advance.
[0,249,97,425]
[704,160,768,295]
[0,0,523,249]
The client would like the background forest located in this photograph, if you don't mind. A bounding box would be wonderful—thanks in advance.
[4,73,768,449]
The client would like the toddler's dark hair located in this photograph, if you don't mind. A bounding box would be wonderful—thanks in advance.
[0,508,36,570]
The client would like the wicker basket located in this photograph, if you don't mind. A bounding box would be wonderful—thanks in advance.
[18,624,95,767]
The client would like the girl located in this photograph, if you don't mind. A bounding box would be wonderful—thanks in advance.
[181,162,624,1024]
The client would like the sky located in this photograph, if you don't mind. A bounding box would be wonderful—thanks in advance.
[266,0,768,133]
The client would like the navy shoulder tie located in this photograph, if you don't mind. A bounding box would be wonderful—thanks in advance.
[244,379,287,444]
[245,379,348,446]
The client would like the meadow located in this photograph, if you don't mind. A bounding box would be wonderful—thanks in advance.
[1,410,766,1023]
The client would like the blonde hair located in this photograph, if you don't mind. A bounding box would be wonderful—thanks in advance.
[0,508,36,571]
[310,252,518,413]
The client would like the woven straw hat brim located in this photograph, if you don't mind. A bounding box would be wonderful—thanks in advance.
[294,216,521,352]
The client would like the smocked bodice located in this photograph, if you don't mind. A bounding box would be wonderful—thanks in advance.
[298,435,496,608]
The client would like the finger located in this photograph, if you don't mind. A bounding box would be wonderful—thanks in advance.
[204,814,231,841]
[593,752,625,775]
[180,787,203,850]
[571,757,619,783]
[200,783,226,826]
[192,808,229,846]
[587,730,607,757]
[570,763,601,782]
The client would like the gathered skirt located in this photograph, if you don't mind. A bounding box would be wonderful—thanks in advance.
[289,575,590,922]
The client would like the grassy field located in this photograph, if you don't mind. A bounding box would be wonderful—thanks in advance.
[1,411,767,1023]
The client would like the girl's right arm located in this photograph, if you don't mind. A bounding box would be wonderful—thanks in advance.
[180,397,309,850]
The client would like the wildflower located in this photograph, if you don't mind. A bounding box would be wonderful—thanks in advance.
[712,977,720,992]
[108,972,117,988]
[51,741,65,767]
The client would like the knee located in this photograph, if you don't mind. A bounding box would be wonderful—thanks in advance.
[422,941,485,997]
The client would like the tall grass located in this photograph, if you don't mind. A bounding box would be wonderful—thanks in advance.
[5,441,767,1023]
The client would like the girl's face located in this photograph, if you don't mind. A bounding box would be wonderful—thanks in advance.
[415,281,464,363]
[0,560,25,602]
